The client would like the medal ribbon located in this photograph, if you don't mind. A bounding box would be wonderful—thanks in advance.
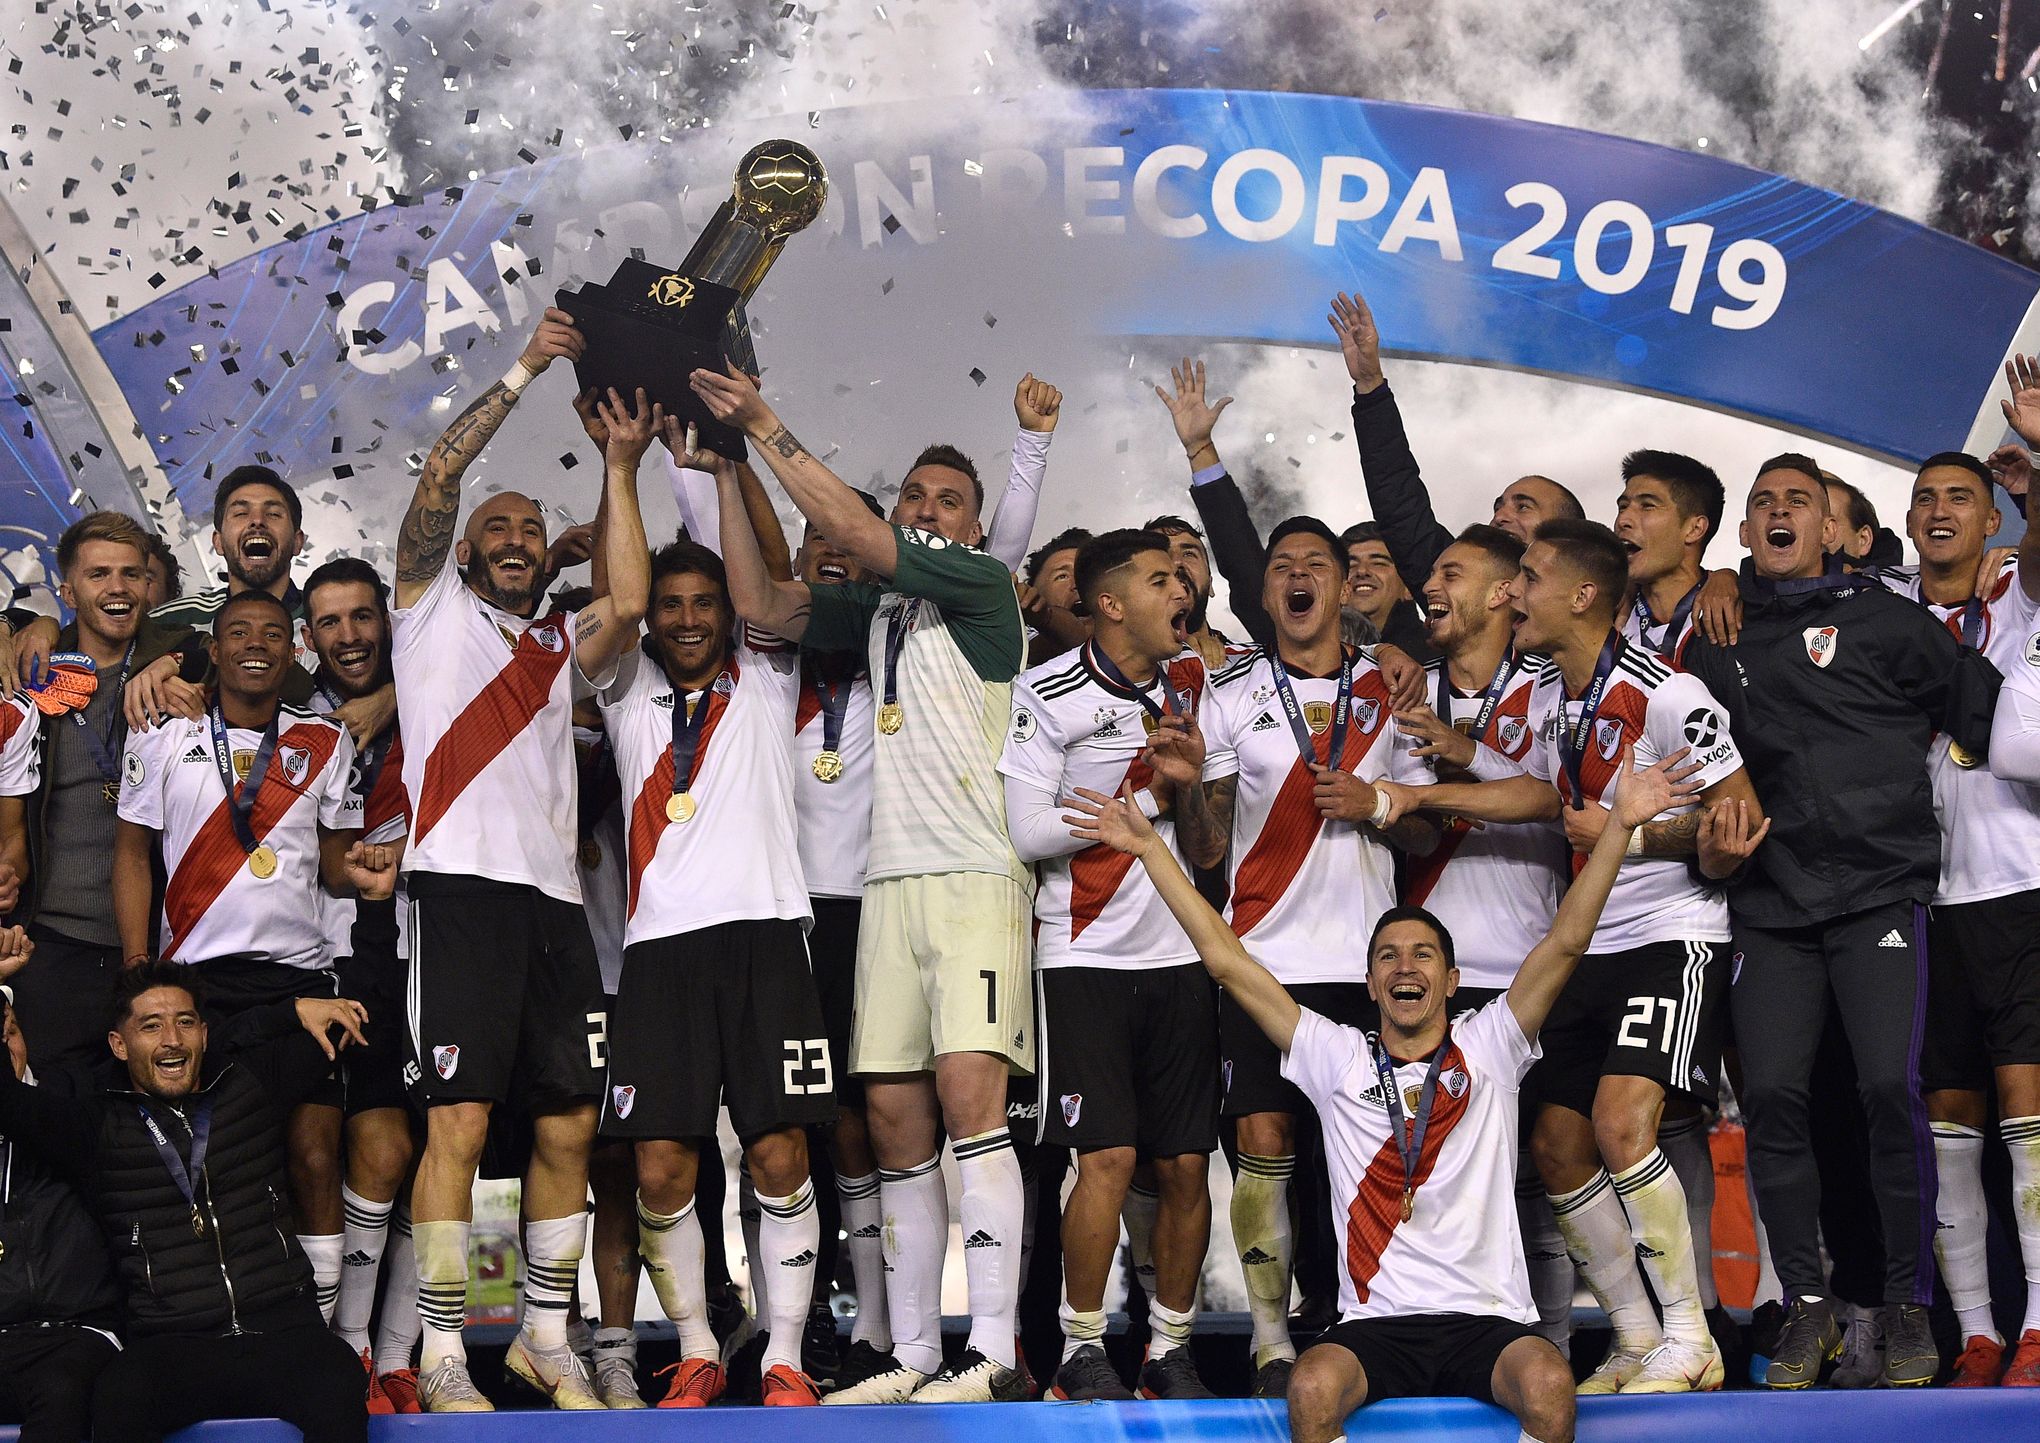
[1556,632,1623,812]
[206,702,280,856]
[1087,641,1185,723]
[1370,1034,1446,1223]
[813,672,851,756]
[1269,648,1351,769]
[880,598,922,714]
[71,643,136,788]
[1433,650,1516,747]
[1959,594,1985,650]
[1631,583,1698,660]
[315,681,392,807]
[135,1098,213,1231]
[669,668,730,804]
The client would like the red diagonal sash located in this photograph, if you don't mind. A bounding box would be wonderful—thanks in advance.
[1345,1040,1471,1304]
[1068,752,1154,942]
[364,729,409,836]
[1401,818,1474,907]
[624,662,740,919]
[163,723,341,958]
[413,622,571,842]
[1229,671,1389,938]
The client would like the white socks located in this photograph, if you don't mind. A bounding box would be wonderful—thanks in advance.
[1234,1152,1296,1367]
[1611,1149,1708,1345]
[333,1186,394,1353]
[1934,1121,1998,1344]
[1659,1116,1719,1310]
[1516,1173,1573,1358]
[1550,1170,1662,1354]
[299,1232,343,1325]
[879,1156,947,1377]
[1060,1303,1106,1361]
[414,1219,471,1370]
[522,1213,586,1350]
[756,1181,820,1373]
[2006,1116,2040,1335]
[1149,1299,1196,1359]
[637,1196,719,1360]
[375,1204,421,1375]
[954,1128,1023,1370]
[837,1170,891,1349]
[738,1167,768,1330]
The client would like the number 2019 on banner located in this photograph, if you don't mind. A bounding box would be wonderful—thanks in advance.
[1492,183,1786,331]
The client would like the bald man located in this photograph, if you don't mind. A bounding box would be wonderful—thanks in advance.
[389,310,653,1412]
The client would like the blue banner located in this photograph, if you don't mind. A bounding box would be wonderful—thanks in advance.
[67,87,2040,540]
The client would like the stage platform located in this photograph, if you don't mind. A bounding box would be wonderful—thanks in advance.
[5,1391,2034,1443]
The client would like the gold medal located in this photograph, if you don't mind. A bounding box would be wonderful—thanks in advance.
[666,792,696,824]
[102,779,120,805]
[877,701,904,735]
[247,844,277,880]
[1949,740,1981,769]
[192,1206,207,1238]
[578,838,602,870]
[1399,1188,1414,1224]
[1141,710,1160,736]
[812,750,844,784]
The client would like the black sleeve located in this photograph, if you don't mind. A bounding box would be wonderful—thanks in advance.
[0,1056,101,1164]
[1351,384,1455,598]
[1884,595,1999,748]
[1188,472,1275,651]
[211,1001,335,1114]
[3,608,41,635]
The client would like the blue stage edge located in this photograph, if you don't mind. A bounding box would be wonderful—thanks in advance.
[8,1392,2037,1442]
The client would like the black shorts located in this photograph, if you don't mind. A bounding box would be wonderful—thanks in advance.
[809,895,863,1111]
[192,957,343,1110]
[1923,888,2040,1090]
[600,918,837,1142]
[336,936,408,1118]
[1318,1312,1542,1406]
[1036,962,1218,1157]
[1222,981,1376,1119]
[405,872,605,1110]
[1530,939,1724,1117]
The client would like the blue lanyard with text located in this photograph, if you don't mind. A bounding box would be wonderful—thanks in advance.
[1269,649,1351,768]
[1556,633,1622,811]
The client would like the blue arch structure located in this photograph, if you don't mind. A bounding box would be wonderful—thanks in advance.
[10,88,2037,555]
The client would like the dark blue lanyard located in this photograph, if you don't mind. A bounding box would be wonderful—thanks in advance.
[316,681,390,807]
[206,704,280,855]
[1632,583,1698,660]
[670,670,727,800]
[881,599,922,711]
[71,643,136,784]
[1269,649,1351,769]
[812,671,851,754]
[1959,594,1985,650]
[1556,633,1623,811]
[135,1097,213,1235]
[1434,650,1517,746]
[1370,1035,1446,1223]
[1087,642,1184,723]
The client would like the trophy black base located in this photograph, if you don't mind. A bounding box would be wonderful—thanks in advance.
[553,287,748,462]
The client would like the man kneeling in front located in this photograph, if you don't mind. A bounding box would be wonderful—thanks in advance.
[1074,740,1699,1443]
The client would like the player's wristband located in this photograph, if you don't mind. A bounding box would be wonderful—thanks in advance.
[1624,828,1644,857]
[501,358,541,396]
[1369,791,1393,828]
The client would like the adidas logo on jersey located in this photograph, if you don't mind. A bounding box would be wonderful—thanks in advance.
[852,1224,881,1239]
[342,1250,374,1268]
[1251,712,1280,732]
[181,746,209,764]
[963,1229,999,1250]
[1691,1066,1709,1088]
[780,1249,818,1268]
[1878,929,1907,948]
[1634,1242,1666,1261]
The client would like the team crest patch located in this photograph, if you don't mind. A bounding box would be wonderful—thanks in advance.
[433,1045,459,1080]
[713,674,735,697]
[232,748,255,781]
[1442,1068,1469,1099]
[1060,1092,1082,1127]
[279,745,310,786]
[1010,707,1038,744]
[2027,631,2040,668]
[1353,698,1382,733]
[1497,716,1527,753]
[1303,701,1332,735]
[612,1084,636,1119]
[124,752,146,786]
[1595,718,1623,761]
[530,623,565,654]
[1803,625,1839,668]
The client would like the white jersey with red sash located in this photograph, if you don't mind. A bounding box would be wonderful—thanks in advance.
[1879,558,2040,903]
[0,695,39,797]
[592,634,808,947]
[1201,646,1431,984]
[999,643,1209,971]
[118,703,358,967]
[310,689,409,963]
[1281,999,1540,1323]
[793,654,875,900]
[391,557,581,902]
[1404,655,1565,990]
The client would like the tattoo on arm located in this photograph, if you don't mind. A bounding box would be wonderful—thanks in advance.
[396,382,517,582]
[1178,776,1236,869]
[763,426,806,461]
[1638,809,1702,859]
[574,612,605,645]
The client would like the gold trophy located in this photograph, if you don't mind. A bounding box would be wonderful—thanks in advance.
[555,140,828,455]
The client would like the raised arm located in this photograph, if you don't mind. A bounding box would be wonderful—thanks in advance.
[986,374,1062,571]
[1509,747,1700,1038]
[395,308,584,608]
[690,366,900,579]
[1331,291,1454,596]
[686,429,814,641]
[571,389,655,681]
[1997,355,2040,601]
[1158,359,1275,649]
